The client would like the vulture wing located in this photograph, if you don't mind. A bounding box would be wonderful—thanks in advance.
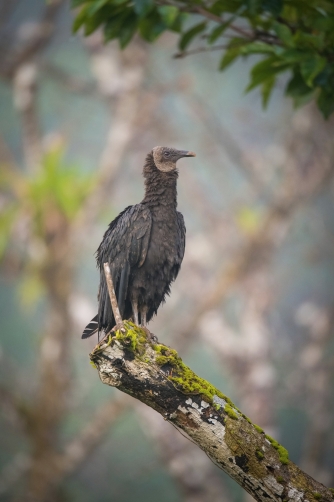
[82,204,152,338]
[175,211,186,278]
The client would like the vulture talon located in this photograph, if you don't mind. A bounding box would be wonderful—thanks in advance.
[141,326,158,343]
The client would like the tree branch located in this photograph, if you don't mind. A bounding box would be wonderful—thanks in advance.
[0,0,64,80]
[192,6,253,39]
[90,323,333,502]
[13,62,42,171]
[104,262,124,329]
[73,42,147,233]
[55,396,129,479]
[174,44,229,59]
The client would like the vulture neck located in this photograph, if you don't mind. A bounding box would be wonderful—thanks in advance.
[142,152,178,210]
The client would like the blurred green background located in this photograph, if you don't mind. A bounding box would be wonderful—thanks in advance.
[0,1,333,501]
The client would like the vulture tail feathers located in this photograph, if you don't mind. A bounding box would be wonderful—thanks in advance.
[82,314,99,339]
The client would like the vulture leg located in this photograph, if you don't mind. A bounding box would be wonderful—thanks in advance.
[141,307,147,327]
[131,299,139,325]
[140,307,157,342]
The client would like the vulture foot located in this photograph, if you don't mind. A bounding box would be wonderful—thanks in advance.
[141,326,158,343]
[111,322,126,333]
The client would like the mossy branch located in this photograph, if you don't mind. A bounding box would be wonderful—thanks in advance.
[90,323,333,502]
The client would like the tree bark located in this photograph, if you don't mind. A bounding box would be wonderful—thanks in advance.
[90,323,333,502]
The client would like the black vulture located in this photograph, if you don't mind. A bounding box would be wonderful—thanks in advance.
[82,146,195,338]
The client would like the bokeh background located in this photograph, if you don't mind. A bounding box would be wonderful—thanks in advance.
[0,1,334,501]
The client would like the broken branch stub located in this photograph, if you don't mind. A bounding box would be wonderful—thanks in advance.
[90,323,333,502]
[103,262,125,331]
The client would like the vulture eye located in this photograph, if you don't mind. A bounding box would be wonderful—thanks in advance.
[164,151,170,158]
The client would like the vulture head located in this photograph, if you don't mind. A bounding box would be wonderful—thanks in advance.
[153,146,196,172]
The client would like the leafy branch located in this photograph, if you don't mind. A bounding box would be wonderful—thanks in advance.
[71,0,334,117]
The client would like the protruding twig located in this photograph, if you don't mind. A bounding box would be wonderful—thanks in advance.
[174,44,229,59]
[103,262,125,332]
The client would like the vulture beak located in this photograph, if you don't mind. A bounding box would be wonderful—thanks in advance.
[177,150,196,158]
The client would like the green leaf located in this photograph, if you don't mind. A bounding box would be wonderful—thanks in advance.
[139,10,166,42]
[72,5,90,32]
[179,22,207,51]
[309,14,334,32]
[104,11,128,41]
[169,12,187,33]
[285,71,313,97]
[119,12,138,48]
[275,48,307,63]
[300,55,326,86]
[134,0,154,18]
[83,7,111,35]
[291,90,315,109]
[246,56,289,92]
[240,41,276,55]
[261,75,276,107]
[247,0,261,16]
[273,21,294,46]
[85,0,113,16]
[104,18,120,41]
[71,0,90,7]
[219,45,241,70]
[211,0,242,15]
[26,146,94,223]
[208,15,236,44]
[262,0,283,16]
[293,30,325,51]
[314,63,334,91]
[158,5,179,27]
[317,89,334,119]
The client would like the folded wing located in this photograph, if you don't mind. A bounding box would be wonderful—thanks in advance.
[95,204,152,335]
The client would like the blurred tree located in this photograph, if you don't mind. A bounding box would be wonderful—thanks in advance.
[72,0,334,117]
[0,3,153,500]
[0,0,334,501]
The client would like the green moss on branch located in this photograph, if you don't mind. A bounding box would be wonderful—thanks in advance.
[153,343,237,413]
[224,403,238,420]
[265,434,289,465]
[114,321,147,352]
[99,323,291,463]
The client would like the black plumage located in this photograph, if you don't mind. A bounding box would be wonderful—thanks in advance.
[82,146,195,339]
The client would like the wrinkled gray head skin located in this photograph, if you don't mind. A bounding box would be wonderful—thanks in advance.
[153,146,196,172]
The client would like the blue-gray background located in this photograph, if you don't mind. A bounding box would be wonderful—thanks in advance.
[0,1,333,501]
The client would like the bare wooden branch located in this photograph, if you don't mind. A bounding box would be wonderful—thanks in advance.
[0,0,65,80]
[13,62,42,171]
[0,397,130,497]
[103,262,124,330]
[90,325,333,502]
[192,5,253,38]
[174,44,229,58]
[72,43,147,234]
[40,62,97,95]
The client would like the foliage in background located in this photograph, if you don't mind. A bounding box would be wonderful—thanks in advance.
[71,0,334,118]
[0,146,93,304]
